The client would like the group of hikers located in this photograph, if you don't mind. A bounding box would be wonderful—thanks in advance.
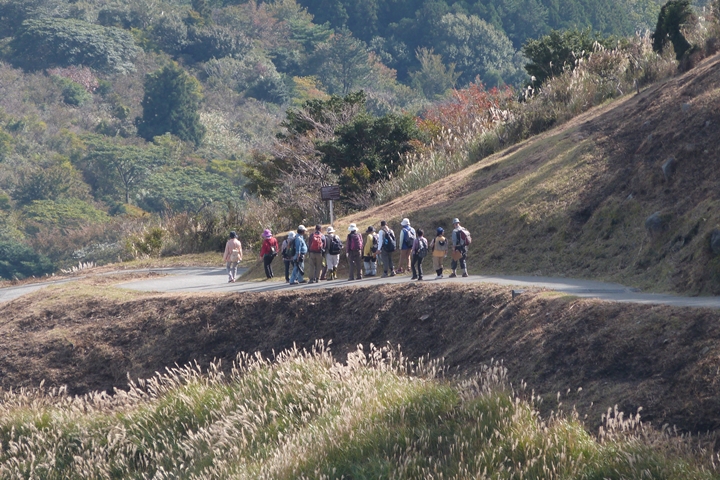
[223,218,472,285]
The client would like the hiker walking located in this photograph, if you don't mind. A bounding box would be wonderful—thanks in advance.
[325,226,342,280]
[289,225,308,285]
[223,231,243,283]
[259,229,279,279]
[429,227,449,279]
[306,224,326,283]
[397,218,416,274]
[411,228,429,281]
[346,223,364,281]
[377,220,396,277]
[450,218,471,278]
[280,233,293,282]
[363,226,379,277]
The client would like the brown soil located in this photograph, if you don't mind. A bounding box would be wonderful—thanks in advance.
[2,279,720,434]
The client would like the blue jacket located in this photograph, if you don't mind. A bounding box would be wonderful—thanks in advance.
[293,235,307,261]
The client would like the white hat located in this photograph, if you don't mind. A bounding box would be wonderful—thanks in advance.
[401,218,410,226]
[297,224,307,232]
[348,223,357,232]
[452,218,460,224]
[326,226,335,233]
[287,231,296,239]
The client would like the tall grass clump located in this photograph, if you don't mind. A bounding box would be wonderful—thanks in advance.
[374,33,678,205]
[0,342,716,479]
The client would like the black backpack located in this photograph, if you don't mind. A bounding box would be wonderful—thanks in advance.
[328,235,343,255]
[382,230,396,252]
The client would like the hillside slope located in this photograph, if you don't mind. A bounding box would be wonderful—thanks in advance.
[344,54,720,295]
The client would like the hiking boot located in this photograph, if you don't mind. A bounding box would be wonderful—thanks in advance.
[411,275,417,280]
[435,275,443,279]
[381,273,388,278]
[449,272,457,278]
[298,279,307,283]
[417,277,423,281]
[462,272,469,277]
[389,271,396,277]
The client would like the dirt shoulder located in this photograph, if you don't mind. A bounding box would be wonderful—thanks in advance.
[1,277,719,434]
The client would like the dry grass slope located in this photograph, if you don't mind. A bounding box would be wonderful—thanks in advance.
[338,53,720,295]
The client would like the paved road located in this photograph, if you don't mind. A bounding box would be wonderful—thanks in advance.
[3,267,720,309]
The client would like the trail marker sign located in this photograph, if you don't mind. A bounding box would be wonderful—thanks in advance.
[320,185,341,201]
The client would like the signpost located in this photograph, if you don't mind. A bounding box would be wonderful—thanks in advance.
[320,185,341,226]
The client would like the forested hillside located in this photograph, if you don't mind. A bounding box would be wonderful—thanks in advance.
[0,0,709,280]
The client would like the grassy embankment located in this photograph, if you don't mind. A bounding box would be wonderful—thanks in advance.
[0,343,715,479]
[283,54,720,295]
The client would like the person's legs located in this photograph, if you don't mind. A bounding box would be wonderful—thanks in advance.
[460,250,468,276]
[226,262,233,282]
[284,260,291,282]
[306,254,316,282]
[289,262,298,284]
[369,258,377,276]
[417,256,423,280]
[263,255,272,278]
[450,251,459,277]
[411,254,418,279]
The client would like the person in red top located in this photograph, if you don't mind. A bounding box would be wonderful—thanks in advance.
[259,229,279,279]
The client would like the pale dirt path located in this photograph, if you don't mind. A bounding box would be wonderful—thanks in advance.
[3,267,720,309]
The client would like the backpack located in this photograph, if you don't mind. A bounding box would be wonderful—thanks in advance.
[382,229,396,252]
[347,232,361,252]
[328,235,343,255]
[456,228,472,247]
[416,238,428,259]
[309,231,325,253]
[282,240,295,259]
[402,226,416,249]
[434,236,448,252]
[370,233,379,253]
[230,248,240,262]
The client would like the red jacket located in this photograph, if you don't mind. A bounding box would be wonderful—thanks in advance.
[260,237,279,257]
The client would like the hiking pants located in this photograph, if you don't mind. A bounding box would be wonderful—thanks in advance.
[380,250,394,274]
[348,251,362,280]
[283,259,291,281]
[226,261,239,281]
[326,253,340,271]
[411,254,424,279]
[307,252,324,281]
[364,256,377,276]
[263,254,275,278]
[399,248,412,271]
[451,247,467,272]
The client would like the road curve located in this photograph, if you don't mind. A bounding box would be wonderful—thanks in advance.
[3,267,720,309]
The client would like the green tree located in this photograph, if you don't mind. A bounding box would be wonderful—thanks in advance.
[652,0,696,60]
[315,29,372,95]
[9,17,139,73]
[523,28,617,86]
[80,137,168,205]
[13,158,91,206]
[432,13,522,87]
[137,167,236,213]
[137,62,206,146]
[409,47,460,99]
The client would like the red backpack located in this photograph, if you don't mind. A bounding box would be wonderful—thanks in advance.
[309,231,325,253]
[348,232,361,251]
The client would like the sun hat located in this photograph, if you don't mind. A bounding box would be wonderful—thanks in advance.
[452,218,460,224]
[229,231,237,238]
[262,229,272,238]
[348,223,358,232]
[436,227,444,235]
[326,226,335,233]
[287,231,296,239]
[366,226,375,233]
[297,224,307,232]
[401,218,410,226]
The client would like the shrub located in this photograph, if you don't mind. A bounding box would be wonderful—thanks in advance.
[21,199,109,233]
[10,17,139,73]
[52,76,91,106]
[0,237,54,280]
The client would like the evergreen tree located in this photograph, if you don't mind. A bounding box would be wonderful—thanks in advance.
[137,62,206,146]
[652,0,696,60]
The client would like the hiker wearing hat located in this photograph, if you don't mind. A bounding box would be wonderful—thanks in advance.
[223,231,243,283]
[306,224,326,283]
[411,228,429,281]
[289,225,308,284]
[363,226,379,277]
[397,218,416,274]
[280,232,294,282]
[429,227,449,279]
[325,226,342,280]
[346,223,364,280]
[259,229,279,279]
[377,220,396,277]
[450,218,471,278]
